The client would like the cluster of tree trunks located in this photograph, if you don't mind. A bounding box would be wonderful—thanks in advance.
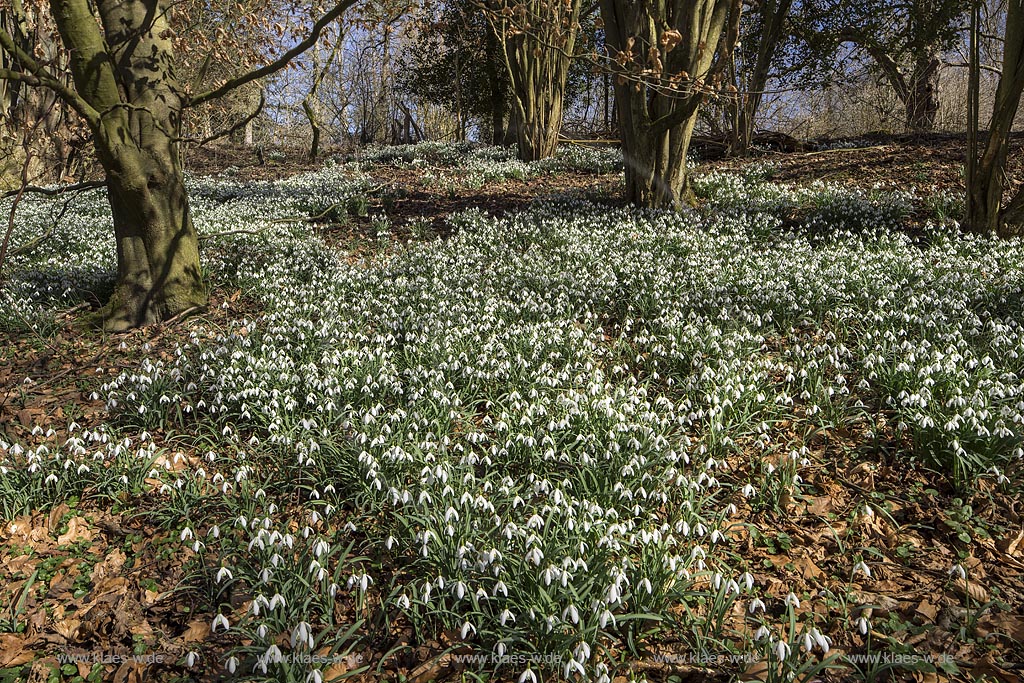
[493,0,583,161]
[600,0,742,208]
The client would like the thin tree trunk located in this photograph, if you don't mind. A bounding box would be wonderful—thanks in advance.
[968,0,1024,236]
[736,0,792,153]
[485,24,507,145]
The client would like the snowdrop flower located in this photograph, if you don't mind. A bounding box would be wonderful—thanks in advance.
[810,627,831,653]
[853,560,871,578]
[518,668,537,683]
[291,621,314,649]
[211,614,229,632]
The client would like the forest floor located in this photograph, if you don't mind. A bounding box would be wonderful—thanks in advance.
[1,136,1023,683]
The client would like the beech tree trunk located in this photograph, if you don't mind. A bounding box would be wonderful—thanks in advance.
[100,146,204,330]
[2,0,355,329]
[601,0,741,208]
[48,0,205,330]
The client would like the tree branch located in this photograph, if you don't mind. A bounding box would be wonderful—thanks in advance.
[188,1,357,108]
[0,31,100,124]
[179,91,266,145]
[1,180,106,201]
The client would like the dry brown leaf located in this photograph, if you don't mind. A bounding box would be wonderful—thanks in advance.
[950,577,990,604]
[141,588,163,607]
[322,654,364,681]
[795,556,824,580]
[7,555,36,574]
[53,618,81,642]
[112,661,145,683]
[46,503,70,532]
[806,496,833,516]
[739,658,769,682]
[914,599,938,621]
[976,612,1024,643]
[971,651,1018,683]
[408,652,465,683]
[182,619,211,643]
[57,517,94,545]
[0,634,33,668]
[997,527,1024,557]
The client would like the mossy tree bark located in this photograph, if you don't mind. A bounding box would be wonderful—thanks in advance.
[600,0,741,209]
[48,0,203,330]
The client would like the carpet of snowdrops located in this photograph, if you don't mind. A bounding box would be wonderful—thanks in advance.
[1,144,1022,682]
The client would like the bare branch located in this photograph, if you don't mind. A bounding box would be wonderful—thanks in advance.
[188,1,358,108]
[179,91,266,145]
[1,180,107,201]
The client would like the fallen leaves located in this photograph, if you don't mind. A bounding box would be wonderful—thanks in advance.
[0,634,33,668]
[997,527,1024,557]
[57,516,95,546]
[949,577,991,604]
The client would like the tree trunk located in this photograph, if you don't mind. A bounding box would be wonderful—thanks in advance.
[494,0,581,161]
[905,50,941,132]
[303,98,321,162]
[601,0,741,209]
[485,22,507,145]
[50,0,206,330]
[511,97,563,161]
[618,94,698,208]
[968,0,1024,236]
[100,146,205,330]
[735,0,793,154]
